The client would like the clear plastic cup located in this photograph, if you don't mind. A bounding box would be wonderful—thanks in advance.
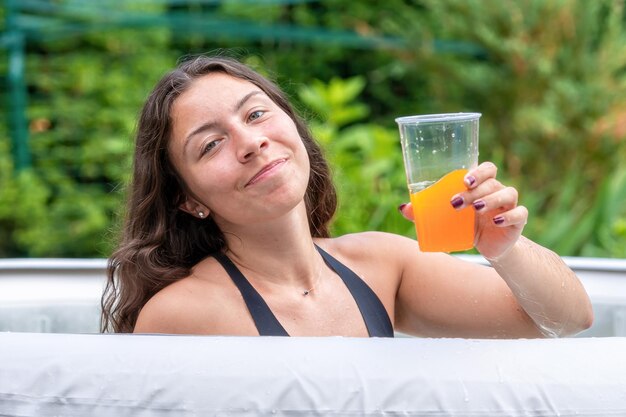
[396,113,481,252]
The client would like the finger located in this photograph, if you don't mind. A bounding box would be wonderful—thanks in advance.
[464,161,497,189]
[492,205,528,227]
[451,178,504,210]
[471,186,519,212]
[398,203,414,221]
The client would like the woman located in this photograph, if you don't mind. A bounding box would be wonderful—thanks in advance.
[101,55,593,338]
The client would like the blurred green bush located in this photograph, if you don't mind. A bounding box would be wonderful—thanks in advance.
[388,0,626,257]
[1,0,625,258]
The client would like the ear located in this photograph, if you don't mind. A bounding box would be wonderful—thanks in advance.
[179,197,210,219]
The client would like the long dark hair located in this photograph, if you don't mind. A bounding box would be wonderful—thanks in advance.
[101,56,337,333]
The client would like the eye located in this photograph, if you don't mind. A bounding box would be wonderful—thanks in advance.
[248,110,265,122]
[201,138,222,157]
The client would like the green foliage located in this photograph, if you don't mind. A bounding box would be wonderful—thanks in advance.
[527,159,626,258]
[299,77,369,126]
[579,163,626,258]
[298,76,413,237]
[385,0,626,256]
[1,0,626,258]
[0,133,48,256]
[1,2,177,257]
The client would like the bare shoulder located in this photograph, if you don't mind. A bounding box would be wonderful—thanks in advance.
[315,232,423,302]
[321,231,432,277]
[133,273,216,334]
[321,231,472,281]
[321,231,419,262]
[133,258,251,335]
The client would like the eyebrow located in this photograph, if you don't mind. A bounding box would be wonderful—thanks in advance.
[182,90,264,153]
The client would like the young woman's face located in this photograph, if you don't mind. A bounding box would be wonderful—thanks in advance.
[168,73,311,229]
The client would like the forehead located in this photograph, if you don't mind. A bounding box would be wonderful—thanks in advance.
[176,72,261,108]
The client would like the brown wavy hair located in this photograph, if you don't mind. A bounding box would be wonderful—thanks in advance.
[101,56,337,333]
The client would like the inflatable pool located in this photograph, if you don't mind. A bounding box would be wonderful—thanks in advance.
[1,333,625,416]
[2,255,626,336]
[1,256,626,415]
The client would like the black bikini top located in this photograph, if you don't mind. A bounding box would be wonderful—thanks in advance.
[212,245,394,337]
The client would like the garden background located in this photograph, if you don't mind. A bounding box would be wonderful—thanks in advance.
[1,0,625,258]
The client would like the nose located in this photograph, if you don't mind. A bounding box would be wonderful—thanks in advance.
[234,128,269,162]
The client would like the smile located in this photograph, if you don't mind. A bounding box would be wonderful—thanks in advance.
[245,158,288,187]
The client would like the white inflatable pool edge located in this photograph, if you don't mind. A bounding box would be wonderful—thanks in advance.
[1,333,625,416]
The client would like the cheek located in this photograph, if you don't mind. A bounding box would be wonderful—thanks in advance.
[284,125,309,163]
[301,144,311,176]
[178,160,234,204]
[296,133,312,167]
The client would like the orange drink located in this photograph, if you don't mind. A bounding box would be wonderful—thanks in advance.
[409,169,474,252]
[396,112,481,252]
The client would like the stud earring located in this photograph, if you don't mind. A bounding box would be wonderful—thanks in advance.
[198,211,205,218]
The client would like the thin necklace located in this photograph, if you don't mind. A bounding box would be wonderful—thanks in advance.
[302,255,324,296]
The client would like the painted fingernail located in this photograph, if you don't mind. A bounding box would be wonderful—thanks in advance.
[451,196,464,209]
[398,203,408,213]
[493,216,505,225]
[473,200,486,211]
[465,175,476,188]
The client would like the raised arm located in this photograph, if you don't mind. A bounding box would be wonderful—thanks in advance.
[395,162,593,338]
[483,235,593,337]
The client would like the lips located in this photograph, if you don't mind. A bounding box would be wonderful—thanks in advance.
[245,158,287,187]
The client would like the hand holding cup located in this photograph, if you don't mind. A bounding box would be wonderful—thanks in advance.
[398,161,528,260]
[396,113,480,252]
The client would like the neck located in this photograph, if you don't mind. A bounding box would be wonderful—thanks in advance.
[217,202,324,290]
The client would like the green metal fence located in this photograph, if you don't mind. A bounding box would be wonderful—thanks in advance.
[1,0,407,173]
[1,0,486,174]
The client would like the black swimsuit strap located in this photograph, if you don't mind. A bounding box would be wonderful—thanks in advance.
[212,252,289,336]
[315,245,394,338]
[213,245,394,337]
